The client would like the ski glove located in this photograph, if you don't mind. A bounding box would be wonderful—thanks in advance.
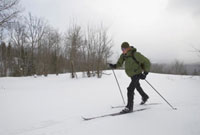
[109,64,117,69]
[139,72,148,79]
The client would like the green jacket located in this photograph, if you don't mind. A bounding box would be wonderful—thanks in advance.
[116,47,151,77]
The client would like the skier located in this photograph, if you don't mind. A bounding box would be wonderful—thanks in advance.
[109,42,151,113]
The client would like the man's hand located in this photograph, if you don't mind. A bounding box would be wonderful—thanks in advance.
[140,72,148,79]
[109,64,117,69]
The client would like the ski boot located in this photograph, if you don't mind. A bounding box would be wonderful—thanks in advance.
[140,96,149,105]
[120,107,133,114]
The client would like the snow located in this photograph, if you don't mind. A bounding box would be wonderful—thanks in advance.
[0,70,200,135]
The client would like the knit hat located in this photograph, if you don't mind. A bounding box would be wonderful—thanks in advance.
[121,42,130,49]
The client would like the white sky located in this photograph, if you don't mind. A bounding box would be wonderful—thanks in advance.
[20,0,200,63]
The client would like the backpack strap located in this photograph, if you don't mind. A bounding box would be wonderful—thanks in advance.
[132,50,146,70]
[122,50,140,64]
[131,50,140,65]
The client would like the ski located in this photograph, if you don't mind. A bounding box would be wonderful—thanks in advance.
[111,103,161,109]
[82,108,149,121]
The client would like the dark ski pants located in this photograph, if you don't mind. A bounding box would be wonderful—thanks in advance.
[126,74,149,109]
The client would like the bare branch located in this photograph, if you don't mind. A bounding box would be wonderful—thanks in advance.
[0,0,21,28]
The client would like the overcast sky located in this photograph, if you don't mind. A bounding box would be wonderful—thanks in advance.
[20,0,200,63]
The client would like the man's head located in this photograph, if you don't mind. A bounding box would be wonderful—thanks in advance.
[121,42,129,49]
[121,42,130,54]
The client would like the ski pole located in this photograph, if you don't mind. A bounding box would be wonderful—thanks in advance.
[145,79,177,110]
[111,69,126,105]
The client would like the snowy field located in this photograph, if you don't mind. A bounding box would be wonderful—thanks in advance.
[0,70,200,135]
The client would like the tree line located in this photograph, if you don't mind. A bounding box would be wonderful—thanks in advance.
[151,60,200,76]
[0,0,113,77]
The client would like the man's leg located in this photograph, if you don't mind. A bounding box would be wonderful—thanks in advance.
[126,75,140,110]
[135,80,149,104]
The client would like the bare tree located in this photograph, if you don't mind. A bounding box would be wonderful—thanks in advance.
[64,23,82,78]
[9,20,27,75]
[39,26,61,76]
[84,26,96,77]
[94,26,113,78]
[0,0,21,28]
[83,25,113,78]
[50,28,62,75]
[25,13,47,75]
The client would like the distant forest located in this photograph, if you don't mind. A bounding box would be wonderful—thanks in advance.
[150,61,200,76]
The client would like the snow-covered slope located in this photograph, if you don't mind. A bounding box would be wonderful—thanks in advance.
[0,70,200,135]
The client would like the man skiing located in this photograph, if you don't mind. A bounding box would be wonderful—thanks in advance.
[109,42,151,113]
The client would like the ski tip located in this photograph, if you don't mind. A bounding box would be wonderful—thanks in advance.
[81,116,92,121]
[81,116,88,121]
[111,105,125,109]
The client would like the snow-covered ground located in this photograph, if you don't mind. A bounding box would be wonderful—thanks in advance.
[0,70,200,135]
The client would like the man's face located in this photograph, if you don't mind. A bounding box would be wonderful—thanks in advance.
[122,48,128,54]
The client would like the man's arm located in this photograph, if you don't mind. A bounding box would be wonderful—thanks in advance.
[109,54,124,69]
[116,54,125,68]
